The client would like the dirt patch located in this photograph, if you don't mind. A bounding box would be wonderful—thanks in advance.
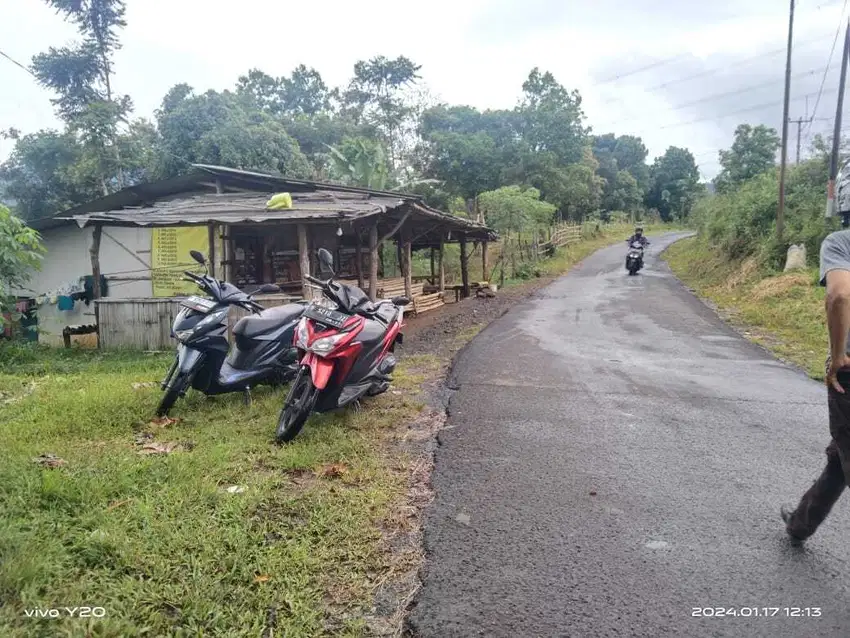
[750,272,812,301]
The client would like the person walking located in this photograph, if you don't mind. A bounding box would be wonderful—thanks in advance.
[782,229,850,542]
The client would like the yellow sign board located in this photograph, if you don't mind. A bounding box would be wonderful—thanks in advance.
[151,227,212,297]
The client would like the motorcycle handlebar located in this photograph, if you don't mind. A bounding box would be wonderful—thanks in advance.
[304,274,326,286]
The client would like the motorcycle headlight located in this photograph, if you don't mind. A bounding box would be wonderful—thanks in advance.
[174,329,194,342]
[310,333,347,354]
[195,308,228,332]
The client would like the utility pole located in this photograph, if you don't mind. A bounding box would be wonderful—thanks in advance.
[777,0,795,244]
[790,116,811,164]
[827,22,850,226]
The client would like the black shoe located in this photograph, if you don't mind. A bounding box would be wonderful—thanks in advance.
[780,505,805,543]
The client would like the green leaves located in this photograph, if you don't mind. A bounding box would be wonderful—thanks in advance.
[478,186,556,234]
[645,147,702,222]
[714,124,781,194]
[0,205,45,325]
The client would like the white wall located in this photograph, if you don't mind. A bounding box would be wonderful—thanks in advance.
[25,224,153,345]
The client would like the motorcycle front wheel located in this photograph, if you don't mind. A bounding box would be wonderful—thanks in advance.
[156,379,183,417]
[275,369,318,443]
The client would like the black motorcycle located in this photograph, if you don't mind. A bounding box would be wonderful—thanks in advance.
[625,240,648,276]
[157,250,307,416]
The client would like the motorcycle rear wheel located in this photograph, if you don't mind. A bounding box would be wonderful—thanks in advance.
[275,370,318,443]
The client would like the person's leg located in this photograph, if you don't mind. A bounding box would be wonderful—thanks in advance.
[784,441,845,539]
[784,383,850,540]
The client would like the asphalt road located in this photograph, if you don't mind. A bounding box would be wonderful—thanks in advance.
[408,233,850,638]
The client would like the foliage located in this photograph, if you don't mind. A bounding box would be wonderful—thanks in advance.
[714,124,780,194]
[236,65,334,116]
[0,206,44,324]
[592,133,650,211]
[478,185,556,234]
[153,88,311,179]
[326,137,389,190]
[692,155,831,268]
[342,56,421,169]
[645,146,703,222]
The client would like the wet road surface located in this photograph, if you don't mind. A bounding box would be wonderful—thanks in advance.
[409,233,850,637]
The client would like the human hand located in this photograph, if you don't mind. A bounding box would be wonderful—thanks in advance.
[827,354,850,393]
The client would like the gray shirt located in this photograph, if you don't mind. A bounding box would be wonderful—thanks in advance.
[820,230,850,359]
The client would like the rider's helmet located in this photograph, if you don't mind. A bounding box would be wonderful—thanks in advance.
[635,227,644,237]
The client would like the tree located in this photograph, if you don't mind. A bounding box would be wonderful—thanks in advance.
[31,0,131,195]
[592,133,650,211]
[0,129,92,221]
[478,185,556,235]
[645,147,702,221]
[236,65,334,116]
[714,124,780,193]
[153,87,311,179]
[516,68,587,166]
[326,137,389,190]
[342,56,421,169]
[417,105,520,204]
[609,170,643,216]
[0,205,45,326]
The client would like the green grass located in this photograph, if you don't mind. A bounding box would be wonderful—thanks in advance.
[665,237,826,379]
[0,344,434,637]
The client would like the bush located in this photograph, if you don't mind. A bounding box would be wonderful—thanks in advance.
[691,156,835,270]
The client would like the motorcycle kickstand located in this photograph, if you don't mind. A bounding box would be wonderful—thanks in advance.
[243,386,252,407]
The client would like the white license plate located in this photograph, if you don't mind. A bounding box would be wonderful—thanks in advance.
[181,296,217,313]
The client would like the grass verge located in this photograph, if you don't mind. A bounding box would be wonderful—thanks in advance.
[0,346,435,637]
[664,236,826,380]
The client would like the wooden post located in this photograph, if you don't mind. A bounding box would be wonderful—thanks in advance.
[430,247,436,283]
[460,233,470,299]
[482,241,488,281]
[355,231,364,290]
[369,223,379,301]
[90,224,103,299]
[208,223,217,278]
[297,223,310,300]
[438,237,445,291]
[396,241,403,277]
[401,231,412,300]
[223,224,233,283]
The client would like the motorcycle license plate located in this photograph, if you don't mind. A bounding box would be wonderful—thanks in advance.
[180,296,217,314]
[304,304,349,329]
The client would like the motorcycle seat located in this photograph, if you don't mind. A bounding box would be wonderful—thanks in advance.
[233,304,304,339]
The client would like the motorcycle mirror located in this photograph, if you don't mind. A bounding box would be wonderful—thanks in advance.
[317,248,335,277]
[190,250,206,265]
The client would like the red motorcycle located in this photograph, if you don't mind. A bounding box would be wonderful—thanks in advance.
[275,248,409,443]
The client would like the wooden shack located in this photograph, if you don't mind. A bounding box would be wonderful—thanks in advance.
[54,165,496,349]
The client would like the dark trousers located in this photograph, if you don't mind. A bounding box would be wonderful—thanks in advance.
[787,375,850,539]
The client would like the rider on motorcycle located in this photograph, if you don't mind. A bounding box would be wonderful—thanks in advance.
[627,227,649,248]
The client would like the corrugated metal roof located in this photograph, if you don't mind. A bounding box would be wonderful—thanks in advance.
[42,164,497,241]
[69,191,401,228]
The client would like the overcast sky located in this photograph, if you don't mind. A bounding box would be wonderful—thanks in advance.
[1,0,848,180]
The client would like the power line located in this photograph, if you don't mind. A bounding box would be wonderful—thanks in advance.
[806,0,850,133]
[665,66,826,111]
[0,48,35,78]
[658,87,838,130]
[595,54,690,86]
